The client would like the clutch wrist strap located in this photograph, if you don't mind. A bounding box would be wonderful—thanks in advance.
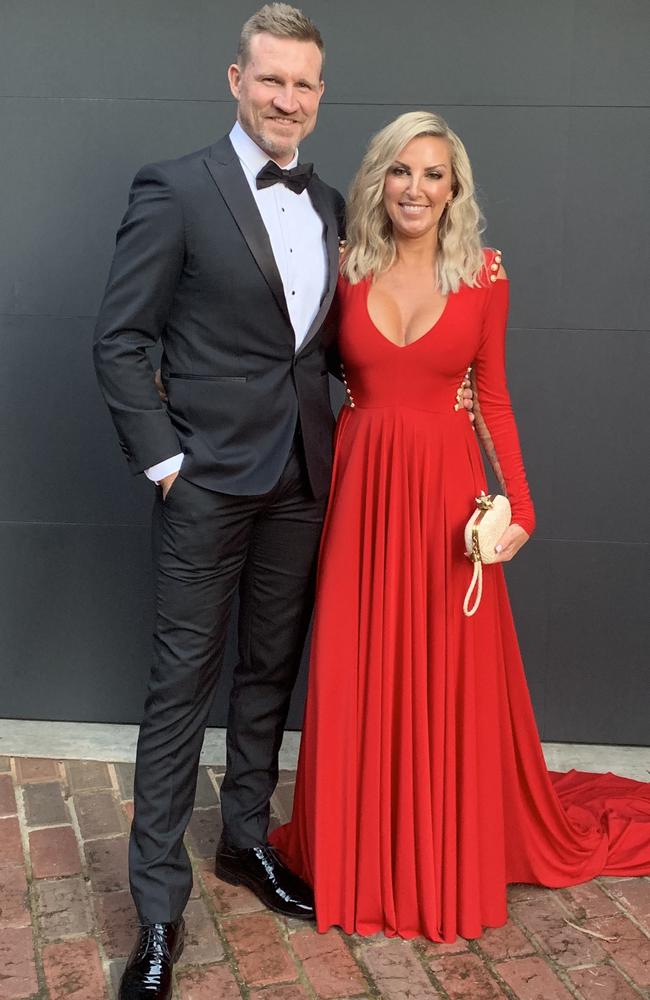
[463,561,483,617]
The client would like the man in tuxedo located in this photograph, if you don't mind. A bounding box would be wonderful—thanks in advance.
[94,5,343,997]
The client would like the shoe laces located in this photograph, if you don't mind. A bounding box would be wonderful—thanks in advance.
[254,845,283,874]
[135,923,172,963]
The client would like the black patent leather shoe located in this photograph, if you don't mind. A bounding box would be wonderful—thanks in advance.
[118,919,185,999]
[215,837,315,919]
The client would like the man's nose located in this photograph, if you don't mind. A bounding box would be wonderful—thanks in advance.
[273,87,300,113]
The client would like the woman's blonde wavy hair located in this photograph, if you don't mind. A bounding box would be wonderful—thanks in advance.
[342,111,485,294]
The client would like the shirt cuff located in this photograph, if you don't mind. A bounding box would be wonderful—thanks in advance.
[145,453,184,483]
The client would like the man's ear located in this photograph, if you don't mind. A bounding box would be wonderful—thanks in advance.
[227,63,242,100]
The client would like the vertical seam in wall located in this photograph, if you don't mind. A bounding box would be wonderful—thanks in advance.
[567,0,579,108]
[557,0,578,320]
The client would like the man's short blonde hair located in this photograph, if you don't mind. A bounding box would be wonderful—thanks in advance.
[238,3,325,72]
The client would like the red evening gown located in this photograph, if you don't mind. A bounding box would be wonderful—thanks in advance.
[270,249,650,942]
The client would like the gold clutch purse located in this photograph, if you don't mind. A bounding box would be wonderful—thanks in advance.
[463,493,511,617]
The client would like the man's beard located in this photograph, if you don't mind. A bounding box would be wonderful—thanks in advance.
[241,111,299,162]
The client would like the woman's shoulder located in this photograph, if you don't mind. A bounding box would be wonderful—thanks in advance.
[455,248,507,304]
[481,246,505,284]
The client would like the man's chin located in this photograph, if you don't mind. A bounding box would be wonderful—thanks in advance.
[257,131,298,162]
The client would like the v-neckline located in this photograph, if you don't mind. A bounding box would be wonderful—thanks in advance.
[365,278,450,349]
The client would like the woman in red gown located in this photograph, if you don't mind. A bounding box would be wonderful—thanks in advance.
[270,111,650,942]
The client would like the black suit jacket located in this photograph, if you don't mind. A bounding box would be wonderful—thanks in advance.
[93,134,345,498]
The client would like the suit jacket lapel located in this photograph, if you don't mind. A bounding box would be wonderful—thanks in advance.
[203,137,291,326]
[298,174,340,355]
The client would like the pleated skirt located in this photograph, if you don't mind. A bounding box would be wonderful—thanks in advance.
[270,405,650,941]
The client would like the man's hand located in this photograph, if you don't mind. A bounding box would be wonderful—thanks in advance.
[160,471,179,500]
[462,378,474,423]
[154,368,168,402]
[456,367,474,423]
[492,523,529,563]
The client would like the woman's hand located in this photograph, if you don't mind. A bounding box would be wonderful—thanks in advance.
[492,523,529,563]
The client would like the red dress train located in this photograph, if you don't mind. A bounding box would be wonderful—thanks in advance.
[270,251,650,941]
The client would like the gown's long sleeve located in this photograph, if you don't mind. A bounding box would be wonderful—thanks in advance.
[472,275,536,537]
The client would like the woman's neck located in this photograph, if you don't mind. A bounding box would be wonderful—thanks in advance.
[392,231,438,275]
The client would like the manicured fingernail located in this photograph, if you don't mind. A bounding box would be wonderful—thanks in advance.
[495,544,502,553]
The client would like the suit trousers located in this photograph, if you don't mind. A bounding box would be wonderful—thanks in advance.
[129,441,327,923]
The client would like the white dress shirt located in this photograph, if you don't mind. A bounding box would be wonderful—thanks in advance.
[146,120,328,483]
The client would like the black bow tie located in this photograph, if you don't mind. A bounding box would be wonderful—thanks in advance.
[256,160,314,195]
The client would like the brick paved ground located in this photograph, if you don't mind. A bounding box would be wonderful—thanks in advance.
[1,755,649,999]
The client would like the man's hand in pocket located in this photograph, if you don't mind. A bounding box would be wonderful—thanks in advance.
[160,471,179,500]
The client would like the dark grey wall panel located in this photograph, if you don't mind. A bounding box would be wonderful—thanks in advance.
[560,109,650,331]
[542,329,648,543]
[1,1,648,743]
[0,315,152,525]
[571,0,650,106]
[0,1,240,101]
[0,98,236,317]
[508,539,649,746]
[543,540,649,745]
[313,1,574,107]
[507,329,648,544]
[0,522,153,721]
